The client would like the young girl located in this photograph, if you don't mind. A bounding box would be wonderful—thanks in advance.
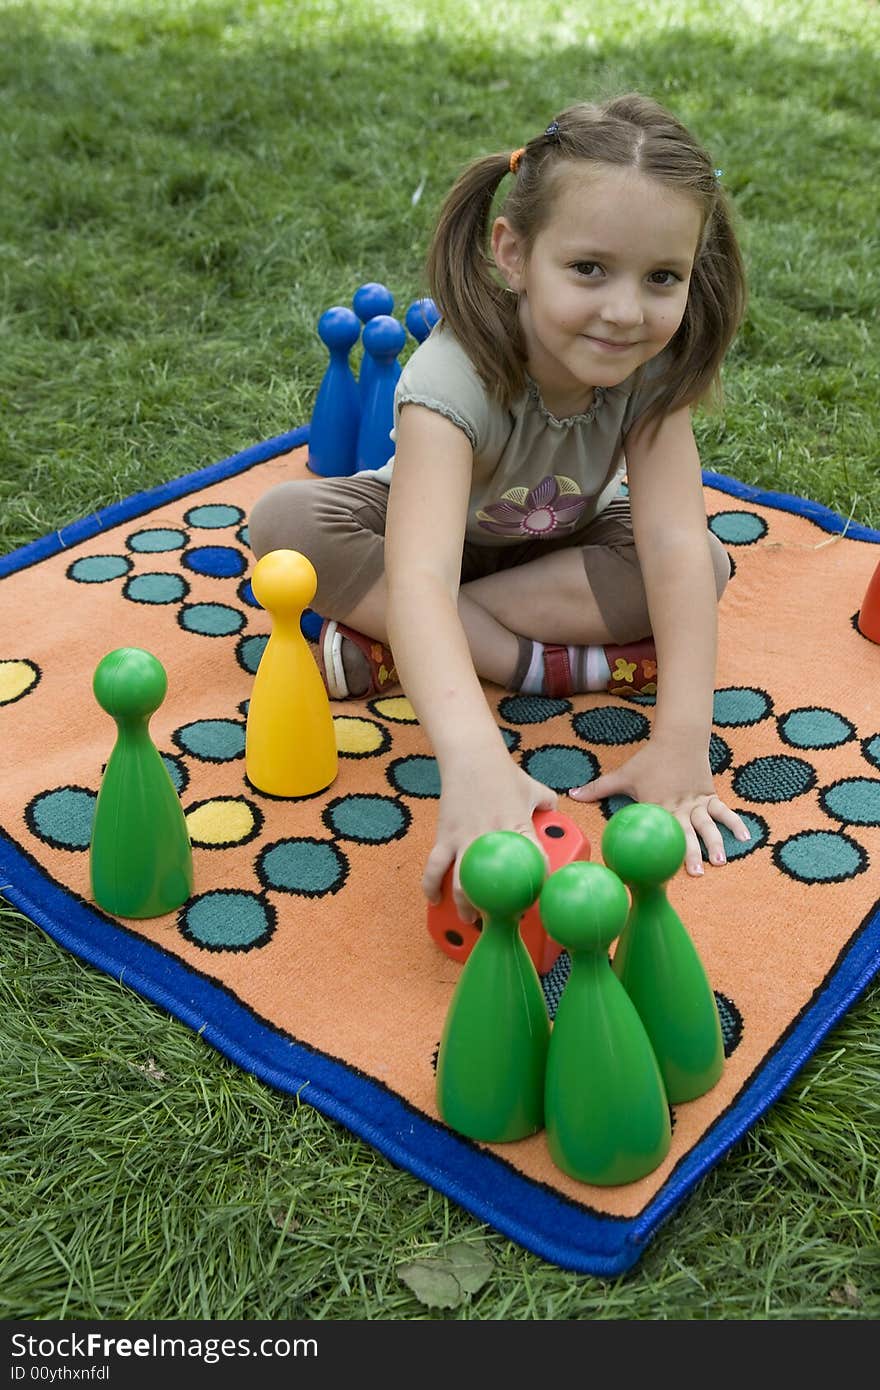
[249,92,752,924]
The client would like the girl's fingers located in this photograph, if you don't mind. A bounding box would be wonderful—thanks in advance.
[708,797,752,842]
[690,802,727,867]
[568,770,624,803]
[422,843,454,907]
[452,888,478,925]
[692,796,752,868]
[677,816,707,876]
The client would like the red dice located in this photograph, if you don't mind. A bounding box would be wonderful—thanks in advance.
[426,808,591,975]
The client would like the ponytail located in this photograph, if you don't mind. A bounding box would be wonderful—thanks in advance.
[425,153,527,404]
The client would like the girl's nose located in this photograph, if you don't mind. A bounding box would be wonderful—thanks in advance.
[599,281,644,328]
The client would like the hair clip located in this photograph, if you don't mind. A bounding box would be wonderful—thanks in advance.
[714,168,724,179]
[545,121,560,139]
[509,147,526,174]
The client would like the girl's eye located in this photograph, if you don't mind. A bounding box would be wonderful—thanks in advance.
[572,261,602,278]
[649,270,681,286]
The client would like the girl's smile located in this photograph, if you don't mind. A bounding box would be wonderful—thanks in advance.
[583,334,641,352]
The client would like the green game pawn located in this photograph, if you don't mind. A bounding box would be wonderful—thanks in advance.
[89,648,194,918]
[602,803,724,1104]
[435,832,550,1143]
[540,863,671,1186]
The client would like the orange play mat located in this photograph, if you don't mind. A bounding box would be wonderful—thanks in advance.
[2,426,879,1274]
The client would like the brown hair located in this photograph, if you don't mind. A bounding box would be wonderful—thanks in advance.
[426,92,747,430]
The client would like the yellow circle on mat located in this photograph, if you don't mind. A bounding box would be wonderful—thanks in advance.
[334,716,388,755]
[371,696,417,723]
[0,659,39,705]
[186,798,256,846]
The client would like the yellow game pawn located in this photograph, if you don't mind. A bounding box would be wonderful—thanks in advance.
[245,549,338,797]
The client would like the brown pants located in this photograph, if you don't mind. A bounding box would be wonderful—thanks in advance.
[248,474,730,645]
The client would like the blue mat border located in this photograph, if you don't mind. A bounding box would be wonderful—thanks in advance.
[2,428,879,1275]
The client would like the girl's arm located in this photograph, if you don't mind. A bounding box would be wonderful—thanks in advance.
[571,405,750,874]
[385,404,556,919]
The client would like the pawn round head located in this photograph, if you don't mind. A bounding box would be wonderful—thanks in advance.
[539,862,630,954]
[362,314,406,359]
[317,305,361,353]
[93,647,167,719]
[353,281,394,321]
[405,297,440,341]
[459,831,546,919]
[250,548,317,615]
[601,802,687,888]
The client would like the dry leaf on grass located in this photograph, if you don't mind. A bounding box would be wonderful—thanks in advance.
[397,1238,494,1309]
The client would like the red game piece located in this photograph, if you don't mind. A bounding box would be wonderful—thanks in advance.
[426,808,591,974]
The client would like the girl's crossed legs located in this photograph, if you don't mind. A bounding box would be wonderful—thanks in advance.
[248,475,730,694]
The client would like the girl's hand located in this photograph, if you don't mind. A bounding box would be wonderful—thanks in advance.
[424,755,558,922]
[568,741,750,877]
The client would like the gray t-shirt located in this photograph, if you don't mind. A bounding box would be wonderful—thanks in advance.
[363,326,668,548]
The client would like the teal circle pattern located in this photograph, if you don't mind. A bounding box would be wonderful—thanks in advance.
[819,778,880,827]
[497,694,571,724]
[184,504,244,529]
[772,830,867,884]
[237,634,268,674]
[180,890,274,951]
[387,754,441,798]
[67,555,131,583]
[863,735,880,771]
[709,732,733,775]
[713,687,773,727]
[499,727,522,752]
[161,753,189,795]
[708,510,768,544]
[541,951,571,1019]
[715,994,744,1055]
[521,744,599,791]
[257,837,348,896]
[127,528,187,553]
[179,603,245,637]
[323,794,409,844]
[732,755,817,803]
[25,787,96,850]
[572,705,650,745]
[778,707,855,749]
[172,718,245,761]
[123,572,188,604]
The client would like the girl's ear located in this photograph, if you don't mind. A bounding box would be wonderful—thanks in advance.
[491,217,526,292]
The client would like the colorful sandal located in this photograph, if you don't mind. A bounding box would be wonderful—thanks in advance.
[525,640,658,698]
[604,637,658,697]
[318,619,399,699]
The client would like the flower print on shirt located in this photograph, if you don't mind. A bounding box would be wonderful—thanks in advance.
[475,475,589,539]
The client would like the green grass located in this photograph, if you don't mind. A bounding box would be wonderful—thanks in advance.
[2,0,879,1321]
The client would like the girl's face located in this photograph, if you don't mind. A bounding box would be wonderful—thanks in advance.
[492,164,704,415]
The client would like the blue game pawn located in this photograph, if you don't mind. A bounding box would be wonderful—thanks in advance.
[353,282,395,404]
[405,297,440,344]
[356,314,406,473]
[308,306,361,478]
